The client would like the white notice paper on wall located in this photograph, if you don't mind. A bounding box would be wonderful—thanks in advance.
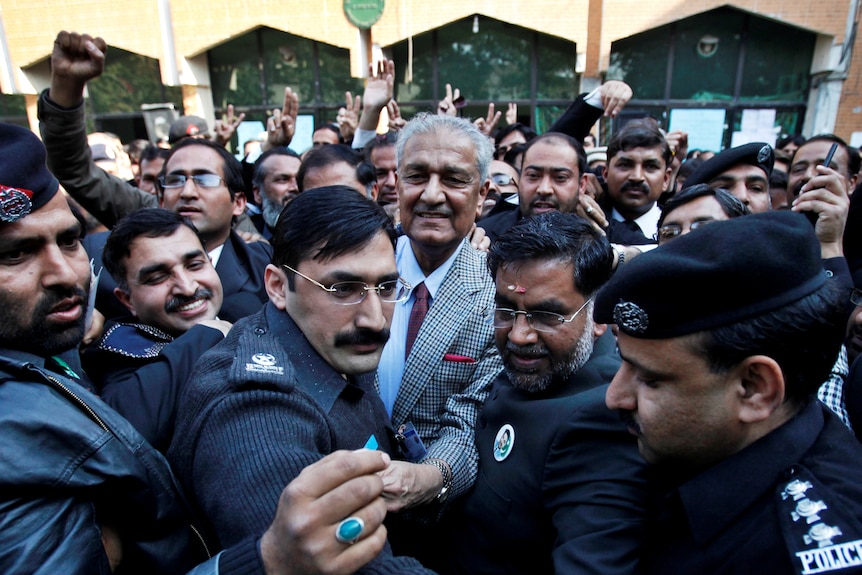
[669,109,725,154]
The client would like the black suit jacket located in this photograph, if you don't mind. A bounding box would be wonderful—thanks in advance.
[442,339,647,575]
[547,92,605,141]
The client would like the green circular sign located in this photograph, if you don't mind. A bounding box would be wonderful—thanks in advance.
[343,0,384,29]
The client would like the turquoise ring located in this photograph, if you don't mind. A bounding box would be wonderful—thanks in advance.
[335,516,364,544]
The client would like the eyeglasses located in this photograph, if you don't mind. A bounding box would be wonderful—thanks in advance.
[158,174,224,189]
[493,297,593,333]
[490,173,518,187]
[851,288,862,307]
[283,265,411,305]
[657,220,713,242]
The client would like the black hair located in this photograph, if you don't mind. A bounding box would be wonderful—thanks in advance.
[658,183,750,228]
[298,144,375,195]
[769,168,788,190]
[520,132,587,179]
[487,211,614,298]
[776,134,806,150]
[677,157,704,181]
[607,117,672,166]
[363,131,398,160]
[272,186,397,286]
[125,139,152,163]
[494,123,538,148]
[103,208,203,291]
[503,142,528,169]
[314,123,344,144]
[252,147,302,190]
[159,138,246,200]
[691,279,846,405]
[140,143,170,164]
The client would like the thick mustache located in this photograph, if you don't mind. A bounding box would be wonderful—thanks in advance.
[165,288,213,313]
[334,328,391,347]
[506,342,548,358]
[621,182,650,194]
[414,204,453,217]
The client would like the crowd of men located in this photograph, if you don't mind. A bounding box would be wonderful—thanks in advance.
[2,28,862,575]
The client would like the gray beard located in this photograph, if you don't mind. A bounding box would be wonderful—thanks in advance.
[261,193,285,229]
[505,314,596,393]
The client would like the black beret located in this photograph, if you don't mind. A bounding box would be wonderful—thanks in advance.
[0,122,60,222]
[686,142,774,187]
[594,211,827,339]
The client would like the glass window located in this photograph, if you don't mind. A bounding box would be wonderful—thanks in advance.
[437,16,532,102]
[209,32,264,108]
[670,10,743,101]
[742,19,814,101]
[535,105,565,134]
[261,28,317,107]
[391,33,434,103]
[537,34,577,100]
[317,42,364,106]
[609,27,670,100]
[87,47,181,114]
[0,94,27,125]
[389,14,577,131]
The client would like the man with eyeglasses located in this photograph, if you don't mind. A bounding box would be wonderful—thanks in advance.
[39,32,270,324]
[167,185,433,574]
[655,184,750,245]
[440,211,647,575]
[478,159,521,221]
[0,124,419,575]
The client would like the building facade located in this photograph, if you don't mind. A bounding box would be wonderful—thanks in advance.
[1,0,860,152]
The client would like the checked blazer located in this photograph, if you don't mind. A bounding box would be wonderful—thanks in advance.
[383,238,503,499]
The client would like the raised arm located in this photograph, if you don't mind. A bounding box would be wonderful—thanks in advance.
[39,31,156,228]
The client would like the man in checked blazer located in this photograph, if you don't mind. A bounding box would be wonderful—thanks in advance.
[375,112,503,567]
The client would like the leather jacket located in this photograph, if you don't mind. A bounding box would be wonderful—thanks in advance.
[0,348,211,574]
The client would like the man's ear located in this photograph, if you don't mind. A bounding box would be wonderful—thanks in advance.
[734,355,785,424]
[264,264,288,310]
[593,322,608,339]
[662,165,672,193]
[475,179,490,220]
[232,191,248,217]
[113,287,136,316]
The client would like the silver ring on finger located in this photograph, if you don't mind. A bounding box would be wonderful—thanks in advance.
[335,516,365,544]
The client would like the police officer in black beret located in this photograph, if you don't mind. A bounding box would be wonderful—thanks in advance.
[595,210,862,575]
[684,141,774,213]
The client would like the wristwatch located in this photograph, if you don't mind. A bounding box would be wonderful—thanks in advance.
[422,458,452,501]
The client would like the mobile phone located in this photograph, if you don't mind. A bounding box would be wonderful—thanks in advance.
[805,142,839,226]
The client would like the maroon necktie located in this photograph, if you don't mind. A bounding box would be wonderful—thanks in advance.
[405,282,430,359]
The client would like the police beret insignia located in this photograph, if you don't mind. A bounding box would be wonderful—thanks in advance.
[0,123,60,220]
[594,211,826,339]
[685,141,775,188]
[613,301,649,335]
[0,185,33,222]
